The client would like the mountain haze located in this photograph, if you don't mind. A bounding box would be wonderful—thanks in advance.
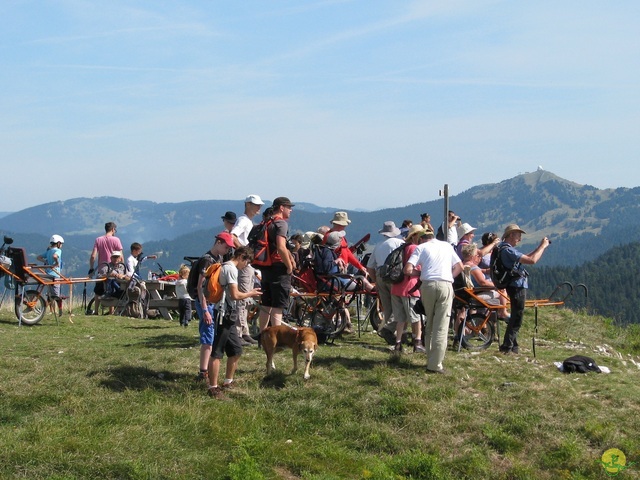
[1,169,639,272]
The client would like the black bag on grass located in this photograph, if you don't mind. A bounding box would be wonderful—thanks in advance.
[562,355,601,373]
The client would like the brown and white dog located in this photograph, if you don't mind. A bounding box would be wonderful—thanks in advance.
[261,325,318,380]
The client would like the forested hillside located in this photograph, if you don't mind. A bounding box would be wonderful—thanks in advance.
[529,242,640,324]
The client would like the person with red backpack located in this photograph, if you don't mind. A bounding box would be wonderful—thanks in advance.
[257,197,296,334]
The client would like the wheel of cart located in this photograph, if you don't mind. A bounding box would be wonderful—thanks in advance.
[0,236,103,326]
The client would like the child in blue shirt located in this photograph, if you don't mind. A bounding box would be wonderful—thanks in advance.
[37,234,64,316]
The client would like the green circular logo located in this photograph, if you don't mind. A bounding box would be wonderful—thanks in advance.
[601,449,630,476]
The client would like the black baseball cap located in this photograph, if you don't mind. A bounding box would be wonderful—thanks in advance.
[272,197,295,208]
[221,211,237,222]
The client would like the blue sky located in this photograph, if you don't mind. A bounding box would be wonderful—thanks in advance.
[1,1,639,212]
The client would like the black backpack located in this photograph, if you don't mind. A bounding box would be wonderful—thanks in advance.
[379,243,407,284]
[186,252,214,298]
[489,243,521,289]
[562,355,601,373]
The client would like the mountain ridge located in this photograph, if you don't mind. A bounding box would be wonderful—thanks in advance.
[1,169,639,271]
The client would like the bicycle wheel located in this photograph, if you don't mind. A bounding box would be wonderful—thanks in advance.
[357,293,382,331]
[369,296,382,331]
[15,290,46,325]
[459,312,495,350]
[311,299,347,337]
[294,297,315,327]
[85,297,111,316]
[86,297,95,315]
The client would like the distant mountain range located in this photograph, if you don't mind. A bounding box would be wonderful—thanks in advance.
[1,168,640,273]
[3,169,640,323]
[0,198,339,242]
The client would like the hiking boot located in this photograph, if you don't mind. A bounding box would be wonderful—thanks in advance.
[207,386,226,400]
[251,332,262,348]
[377,328,396,346]
[393,342,403,354]
[413,342,426,354]
[221,381,235,391]
[195,371,208,383]
[242,334,258,345]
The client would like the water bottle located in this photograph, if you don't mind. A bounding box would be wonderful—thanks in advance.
[148,271,153,281]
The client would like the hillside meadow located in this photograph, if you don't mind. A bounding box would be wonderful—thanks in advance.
[1,304,639,479]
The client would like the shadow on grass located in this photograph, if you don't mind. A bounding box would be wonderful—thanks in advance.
[88,365,193,392]
[313,353,418,372]
[132,333,195,349]
[260,371,288,390]
[124,324,171,330]
[0,317,18,326]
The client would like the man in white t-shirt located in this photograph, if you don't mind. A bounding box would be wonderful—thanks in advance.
[404,231,463,374]
[230,194,264,345]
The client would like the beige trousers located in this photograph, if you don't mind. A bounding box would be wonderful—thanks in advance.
[420,280,454,372]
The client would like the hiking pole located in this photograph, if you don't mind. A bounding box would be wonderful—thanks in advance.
[532,305,538,358]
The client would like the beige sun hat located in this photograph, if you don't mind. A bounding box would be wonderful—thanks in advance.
[405,224,426,240]
[502,223,527,239]
[330,211,351,226]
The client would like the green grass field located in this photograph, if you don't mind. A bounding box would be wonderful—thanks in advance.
[1,305,639,479]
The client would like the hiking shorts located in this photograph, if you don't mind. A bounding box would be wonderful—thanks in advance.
[196,300,215,345]
[94,281,105,296]
[47,282,61,299]
[211,321,243,359]
[260,264,291,310]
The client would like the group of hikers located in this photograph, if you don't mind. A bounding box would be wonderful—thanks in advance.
[184,196,550,398]
[40,196,551,399]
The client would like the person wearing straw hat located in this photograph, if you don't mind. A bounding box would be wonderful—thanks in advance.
[323,212,374,333]
[366,221,404,339]
[497,224,550,355]
[390,224,431,354]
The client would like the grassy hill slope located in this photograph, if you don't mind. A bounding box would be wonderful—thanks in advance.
[1,307,638,479]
